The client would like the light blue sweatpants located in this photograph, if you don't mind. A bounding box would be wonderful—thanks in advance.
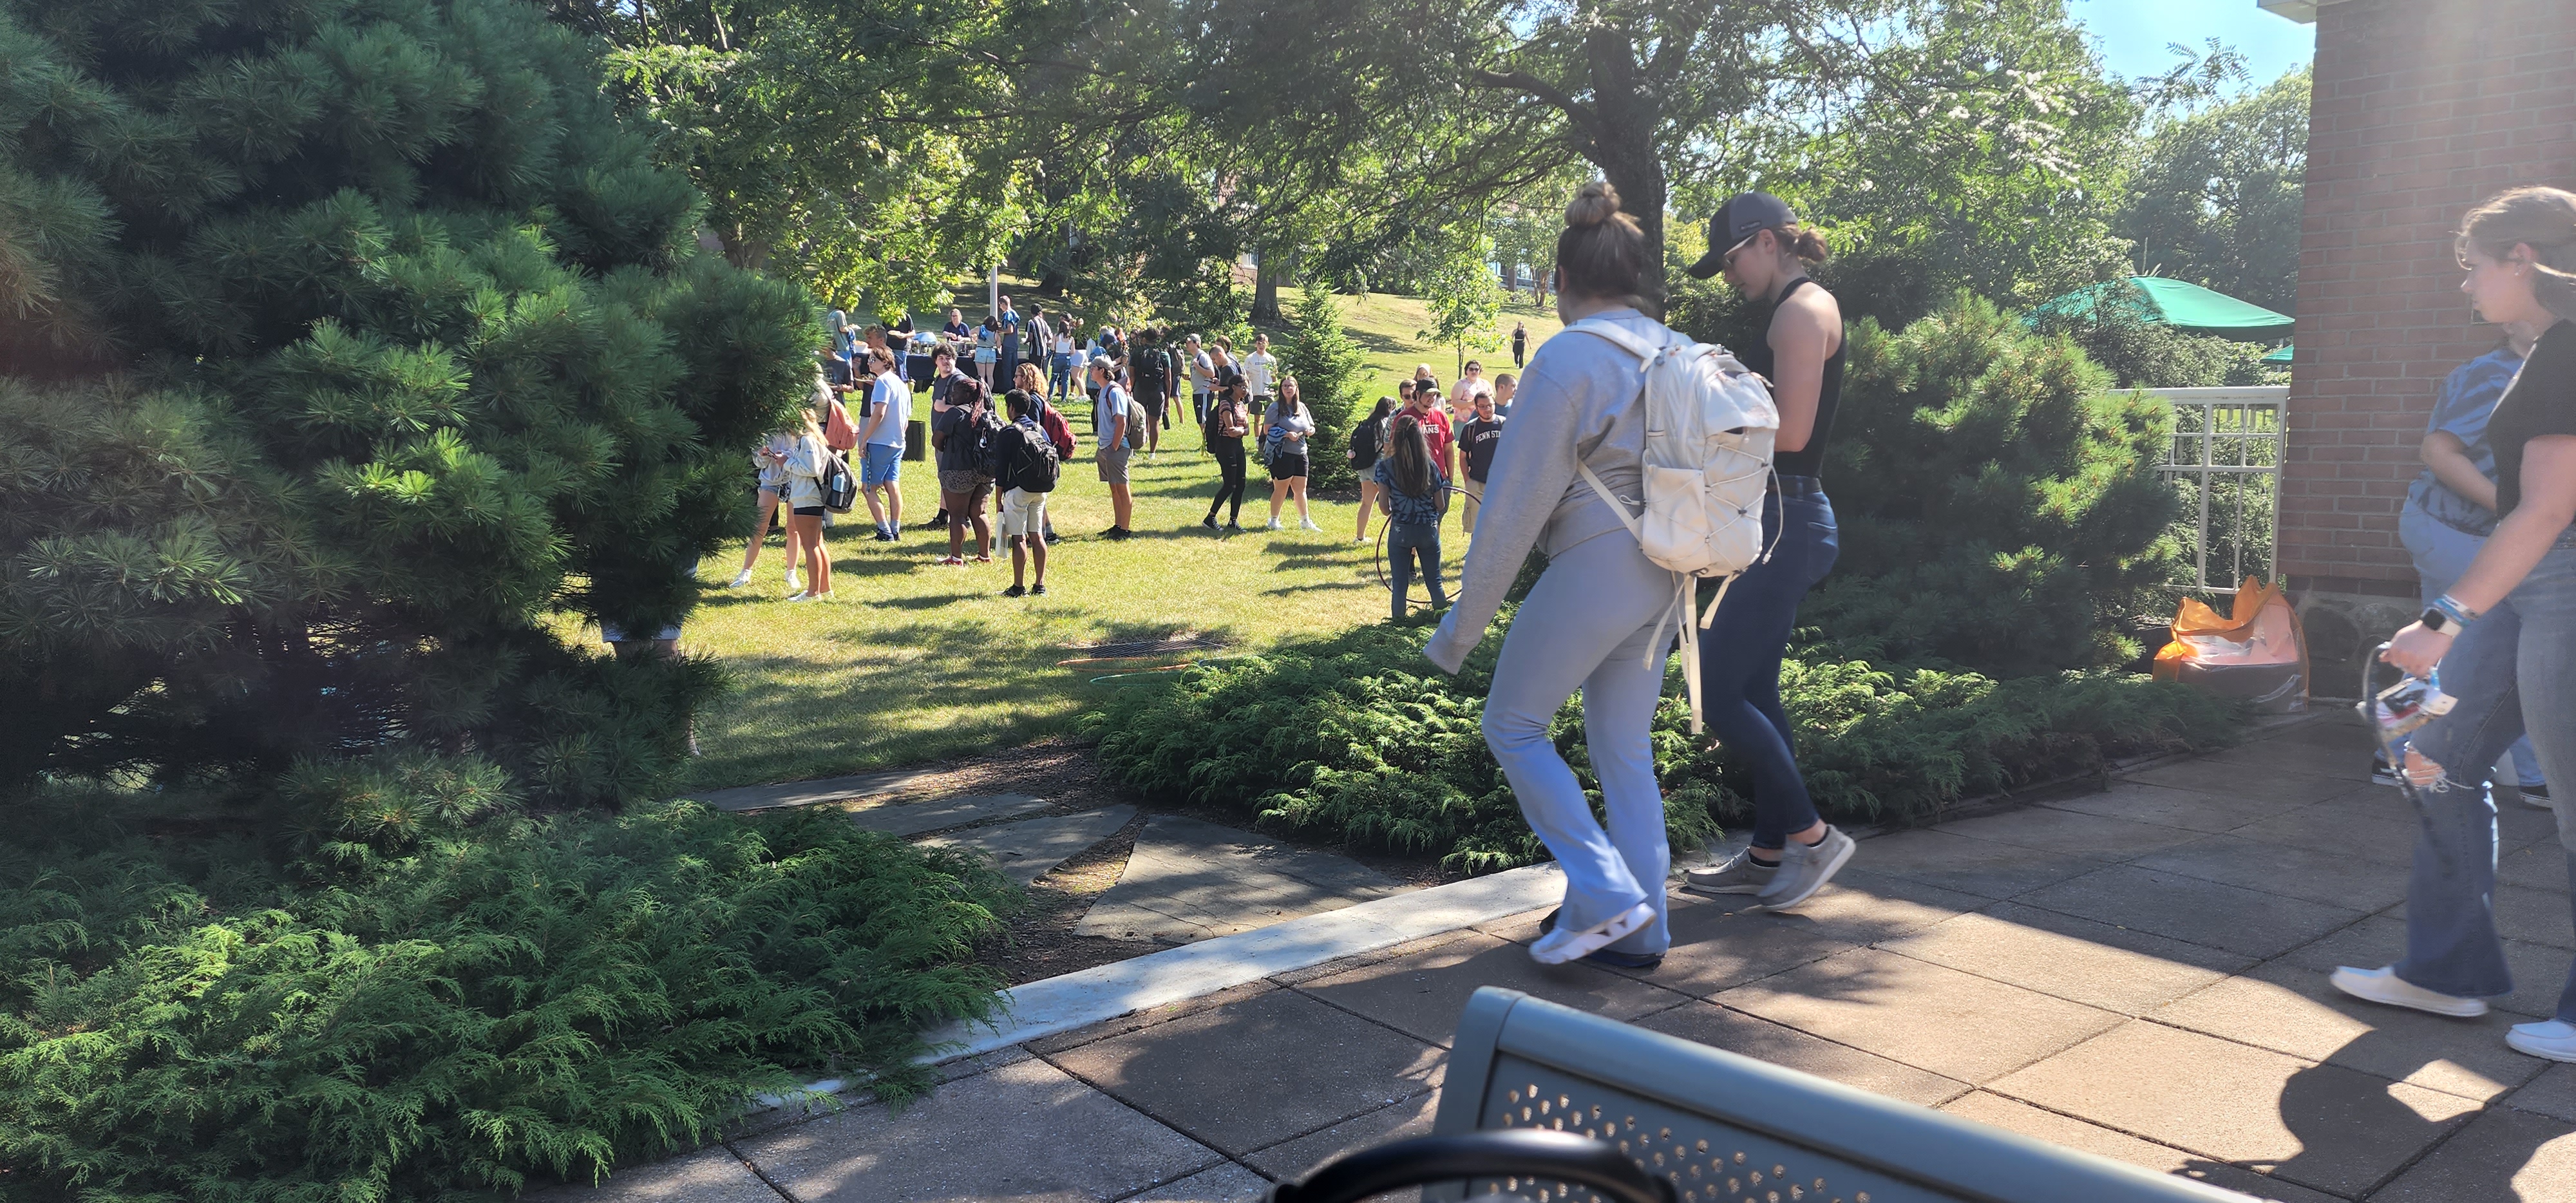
[1481,530,1679,956]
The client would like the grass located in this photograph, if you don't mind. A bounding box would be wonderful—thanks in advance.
[663,290,1543,791]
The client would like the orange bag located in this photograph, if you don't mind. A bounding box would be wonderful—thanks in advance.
[823,395,860,451]
[2152,576,2309,714]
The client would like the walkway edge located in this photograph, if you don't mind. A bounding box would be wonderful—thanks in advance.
[919,861,1568,1063]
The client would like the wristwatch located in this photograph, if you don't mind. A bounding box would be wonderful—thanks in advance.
[2420,607,2461,636]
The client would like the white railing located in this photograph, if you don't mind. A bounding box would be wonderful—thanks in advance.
[2148,386,2287,592]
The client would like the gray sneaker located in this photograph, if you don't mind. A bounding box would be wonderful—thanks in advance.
[1756,826,1855,911]
[1681,851,1778,896]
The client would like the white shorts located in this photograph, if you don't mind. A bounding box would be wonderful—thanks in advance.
[998,488,1047,539]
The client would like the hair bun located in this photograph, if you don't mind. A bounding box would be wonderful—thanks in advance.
[1565,181,1624,229]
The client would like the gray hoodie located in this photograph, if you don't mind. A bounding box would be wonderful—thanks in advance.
[1425,307,1667,672]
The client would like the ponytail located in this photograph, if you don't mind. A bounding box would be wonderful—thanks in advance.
[2459,186,2576,321]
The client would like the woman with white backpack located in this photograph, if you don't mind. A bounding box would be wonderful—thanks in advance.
[1425,182,1686,970]
[1675,192,1856,912]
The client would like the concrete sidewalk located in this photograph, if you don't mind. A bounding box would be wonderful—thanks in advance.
[540,715,2576,1202]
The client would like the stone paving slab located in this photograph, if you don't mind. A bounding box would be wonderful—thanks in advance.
[1041,985,1445,1159]
[2042,779,2315,834]
[1633,999,1969,1107]
[680,767,937,812]
[1714,946,2126,1084]
[1939,1091,2342,1203]
[2120,756,2356,804]
[1930,806,2211,858]
[2012,864,2365,959]
[1238,1092,1439,1182]
[1987,1019,2481,1198]
[2148,959,2547,1104]
[1830,827,2115,900]
[2365,1105,2576,1202]
[730,1055,1222,1202]
[2500,841,2573,893]
[2129,833,2412,912]
[1075,815,1404,943]
[847,791,1051,837]
[1873,902,2254,1016]
[1296,931,1687,1048]
[1128,1162,1275,1202]
[922,805,1136,884]
[2513,1063,2576,1123]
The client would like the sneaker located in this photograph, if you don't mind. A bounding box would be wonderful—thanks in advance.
[1000,583,1027,598]
[1266,518,1284,530]
[1204,515,1220,531]
[1030,583,1047,596]
[785,569,802,592]
[1756,826,1855,911]
[1224,521,1243,534]
[2518,781,2553,810]
[2507,1019,2576,1063]
[1530,902,1654,966]
[1108,527,1133,541]
[972,554,993,564]
[1536,910,1663,970]
[1300,518,1321,531]
[1043,531,1061,545]
[2328,965,2488,1017]
[785,591,815,603]
[928,511,949,528]
[727,569,753,588]
[1682,850,1779,896]
[1099,526,1122,539]
[2371,754,2405,788]
[938,555,965,566]
[1354,536,1370,545]
[873,528,894,542]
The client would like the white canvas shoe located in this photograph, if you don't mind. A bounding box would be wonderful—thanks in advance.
[727,569,753,588]
[2329,965,2488,1018]
[1529,902,1654,966]
[2507,1019,2576,1063]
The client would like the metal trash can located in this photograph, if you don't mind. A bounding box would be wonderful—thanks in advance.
[904,419,927,461]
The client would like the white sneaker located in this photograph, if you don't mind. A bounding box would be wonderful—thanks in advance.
[2507,1019,2576,1062]
[2329,965,2488,1017]
[1267,518,1283,530]
[727,569,753,588]
[1354,536,1369,545]
[1529,902,1654,966]
[1300,518,1322,531]
[786,569,802,592]
[786,591,814,603]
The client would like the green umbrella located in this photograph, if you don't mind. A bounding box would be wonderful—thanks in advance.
[2262,342,2294,365]
[2032,277,2296,338]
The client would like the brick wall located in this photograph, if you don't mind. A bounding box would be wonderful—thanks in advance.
[2282,0,2576,594]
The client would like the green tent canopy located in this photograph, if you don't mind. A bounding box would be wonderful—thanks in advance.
[2032,277,2296,338]
[2263,342,2295,365]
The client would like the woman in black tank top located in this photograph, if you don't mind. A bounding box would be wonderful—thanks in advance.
[1675,194,1855,905]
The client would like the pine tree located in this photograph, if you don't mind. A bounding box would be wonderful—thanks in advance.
[1799,294,2185,675]
[0,0,815,800]
[1280,284,1368,488]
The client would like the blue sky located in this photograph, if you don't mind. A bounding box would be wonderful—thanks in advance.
[2069,0,2315,88]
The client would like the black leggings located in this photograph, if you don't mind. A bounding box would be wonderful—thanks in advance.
[1208,437,1246,520]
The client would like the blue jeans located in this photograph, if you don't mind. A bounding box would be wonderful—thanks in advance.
[2400,499,2545,788]
[1387,522,1445,618]
[1482,531,1678,956]
[2397,544,2576,1020]
[1049,354,1073,401]
[1698,482,1839,850]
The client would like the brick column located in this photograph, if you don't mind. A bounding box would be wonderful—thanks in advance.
[2280,0,2575,672]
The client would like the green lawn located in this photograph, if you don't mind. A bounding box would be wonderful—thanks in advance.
[669,290,1548,790]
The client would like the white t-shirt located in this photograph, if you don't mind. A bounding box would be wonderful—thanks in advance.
[867,371,910,448]
[1240,350,1277,397]
[1054,332,1074,355]
[1191,350,1217,390]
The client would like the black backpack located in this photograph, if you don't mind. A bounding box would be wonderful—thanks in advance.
[1005,422,1060,493]
[1134,348,1169,393]
[822,451,858,513]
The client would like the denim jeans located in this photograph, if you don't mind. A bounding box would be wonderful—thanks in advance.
[1049,354,1073,401]
[1482,530,1679,956]
[1387,521,1444,618]
[2397,544,2576,1020]
[2399,499,2545,788]
[1698,482,1839,850]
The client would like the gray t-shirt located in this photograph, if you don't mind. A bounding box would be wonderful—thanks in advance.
[1426,307,1658,673]
[1265,401,1314,452]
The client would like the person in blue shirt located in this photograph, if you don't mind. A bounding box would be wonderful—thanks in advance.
[2393,325,2551,804]
[1373,415,1449,620]
[857,347,910,540]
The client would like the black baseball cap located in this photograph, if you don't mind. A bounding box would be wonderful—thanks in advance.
[1685,192,1797,279]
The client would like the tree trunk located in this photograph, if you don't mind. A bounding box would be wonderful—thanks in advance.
[1251,251,1283,325]
[1581,27,1667,314]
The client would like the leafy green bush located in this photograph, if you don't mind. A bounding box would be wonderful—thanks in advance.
[1803,294,2188,675]
[1281,285,1369,489]
[1086,611,2235,873]
[0,764,1015,1202]
[0,0,813,799]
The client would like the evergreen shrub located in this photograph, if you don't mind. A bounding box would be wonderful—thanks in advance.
[1086,611,2235,872]
[0,766,1015,1200]
[1280,285,1368,489]
[0,0,814,799]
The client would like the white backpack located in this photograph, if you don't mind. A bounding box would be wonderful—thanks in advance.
[1566,316,1780,734]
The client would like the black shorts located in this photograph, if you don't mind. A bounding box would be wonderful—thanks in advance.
[1269,453,1309,480]
[791,505,826,516]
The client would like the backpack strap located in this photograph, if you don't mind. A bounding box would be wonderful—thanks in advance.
[1564,316,1670,365]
